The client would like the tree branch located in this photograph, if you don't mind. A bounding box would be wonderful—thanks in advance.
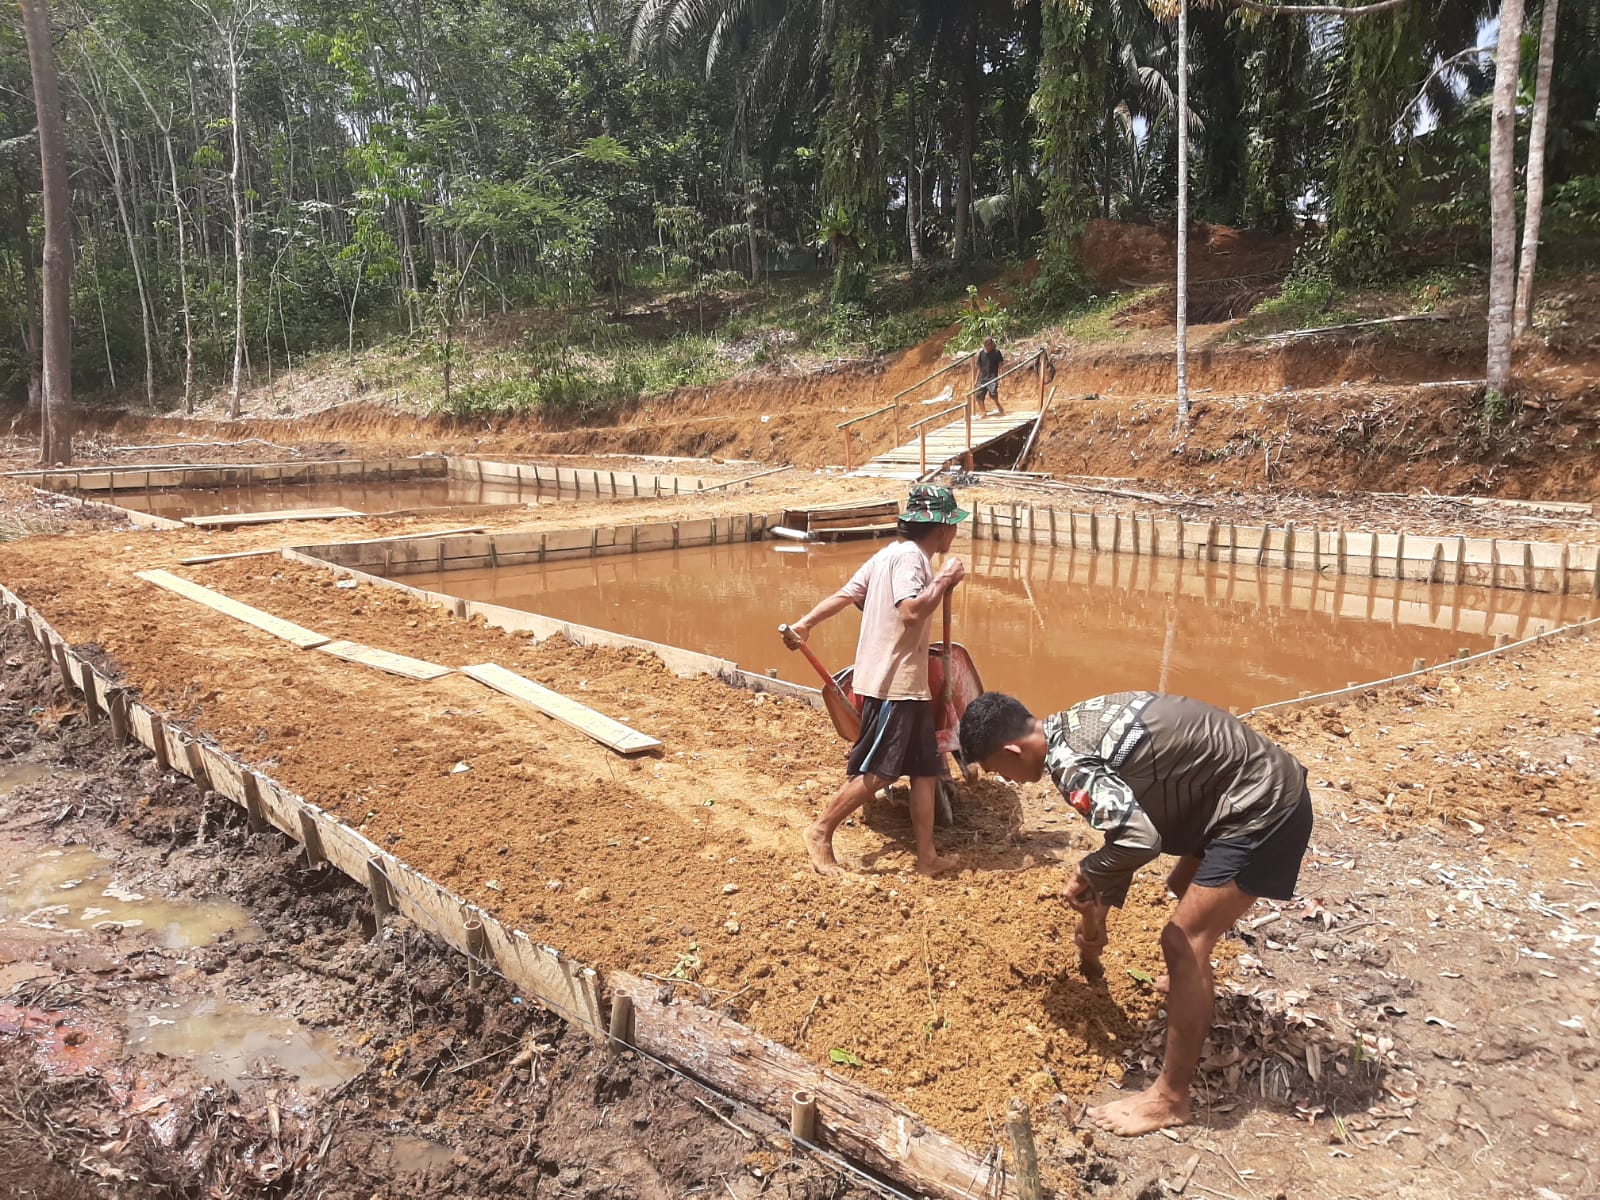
[1230,0,1411,16]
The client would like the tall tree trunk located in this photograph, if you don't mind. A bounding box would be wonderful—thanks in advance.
[21,0,72,466]
[1513,0,1559,339]
[1486,0,1526,395]
[87,102,156,407]
[952,26,977,262]
[166,129,196,413]
[907,162,923,266]
[1175,0,1191,432]
[12,168,42,421]
[227,25,248,417]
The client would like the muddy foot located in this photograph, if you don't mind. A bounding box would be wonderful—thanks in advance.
[915,852,961,878]
[803,825,848,876]
[1087,1087,1190,1137]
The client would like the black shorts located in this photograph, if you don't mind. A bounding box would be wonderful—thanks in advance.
[846,697,945,781]
[1192,790,1313,901]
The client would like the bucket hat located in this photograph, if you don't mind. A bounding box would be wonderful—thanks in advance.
[901,484,969,525]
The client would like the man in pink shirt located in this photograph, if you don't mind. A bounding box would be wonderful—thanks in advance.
[784,485,969,877]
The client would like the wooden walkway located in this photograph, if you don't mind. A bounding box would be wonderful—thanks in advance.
[850,410,1039,480]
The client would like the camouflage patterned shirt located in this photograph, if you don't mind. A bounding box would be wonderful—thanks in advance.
[1043,692,1308,906]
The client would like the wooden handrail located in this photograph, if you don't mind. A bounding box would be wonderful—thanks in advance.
[836,403,897,431]
[957,349,1044,402]
[890,350,978,405]
[909,401,968,432]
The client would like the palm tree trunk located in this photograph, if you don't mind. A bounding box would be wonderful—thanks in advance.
[1486,0,1526,395]
[20,0,72,466]
[1513,0,1559,339]
[952,26,977,262]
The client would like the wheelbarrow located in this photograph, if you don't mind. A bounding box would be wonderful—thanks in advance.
[780,596,983,826]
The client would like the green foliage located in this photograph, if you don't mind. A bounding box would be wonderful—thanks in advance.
[1035,0,1100,247]
[952,286,1012,350]
[1241,16,1309,233]
[1325,5,1429,284]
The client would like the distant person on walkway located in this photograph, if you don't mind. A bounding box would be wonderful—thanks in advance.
[974,337,1005,417]
[959,690,1314,1137]
[783,486,969,878]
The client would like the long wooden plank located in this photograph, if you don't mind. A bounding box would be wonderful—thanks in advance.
[134,569,330,649]
[317,640,453,681]
[611,972,1009,1200]
[460,662,662,754]
[183,506,364,528]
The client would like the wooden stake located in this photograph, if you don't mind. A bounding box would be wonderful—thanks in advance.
[1005,1101,1043,1200]
[1228,521,1238,565]
[1394,531,1406,581]
[791,1090,818,1143]
[148,712,170,771]
[1283,523,1295,570]
[297,808,326,867]
[608,992,634,1055]
[107,688,130,744]
[1490,539,1501,589]
[51,640,73,691]
[1430,543,1444,584]
[1455,536,1467,585]
[1559,543,1570,594]
[242,771,269,834]
[367,856,393,935]
[1522,541,1534,590]
[76,660,99,725]
[1412,657,1426,672]
[465,918,486,989]
[1090,511,1100,552]
[1047,506,1057,546]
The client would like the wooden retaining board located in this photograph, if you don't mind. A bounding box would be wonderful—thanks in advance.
[449,457,710,496]
[297,513,780,579]
[967,503,1600,595]
[317,640,454,681]
[13,457,444,493]
[460,663,661,754]
[611,972,1008,1200]
[183,506,364,528]
[135,569,330,649]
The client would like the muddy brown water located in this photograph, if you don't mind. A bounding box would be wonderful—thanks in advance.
[405,537,1597,713]
[79,479,609,519]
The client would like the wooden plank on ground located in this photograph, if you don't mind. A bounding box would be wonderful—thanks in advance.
[134,569,330,649]
[183,506,364,528]
[317,640,453,681]
[610,972,1009,1200]
[460,662,661,754]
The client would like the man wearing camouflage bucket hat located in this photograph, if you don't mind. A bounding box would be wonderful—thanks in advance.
[784,485,969,877]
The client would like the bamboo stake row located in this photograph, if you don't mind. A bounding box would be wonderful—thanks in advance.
[968,502,1600,596]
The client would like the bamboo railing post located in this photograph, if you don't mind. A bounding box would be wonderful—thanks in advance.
[1006,1101,1043,1200]
[920,428,928,476]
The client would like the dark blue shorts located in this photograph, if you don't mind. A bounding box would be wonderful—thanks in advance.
[846,697,945,781]
[1193,791,1314,901]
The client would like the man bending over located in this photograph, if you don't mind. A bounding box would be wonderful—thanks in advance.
[958,691,1313,1136]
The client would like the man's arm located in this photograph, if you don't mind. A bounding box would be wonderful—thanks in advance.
[786,589,858,641]
[897,557,964,624]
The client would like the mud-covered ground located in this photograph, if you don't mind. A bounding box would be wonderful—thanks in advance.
[0,622,868,1200]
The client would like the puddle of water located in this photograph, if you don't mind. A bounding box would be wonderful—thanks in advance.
[382,1135,456,1174]
[406,537,1598,713]
[78,478,617,520]
[127,996,362,1092]
[0,763,61,799]
[0,845,261,950]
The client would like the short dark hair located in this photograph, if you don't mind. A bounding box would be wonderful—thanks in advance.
[897,518,943,543]
[959,692,1035,763]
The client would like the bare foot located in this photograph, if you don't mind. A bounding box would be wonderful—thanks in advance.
[803,824,848,876]
[1088,1086,1190,1137]
[915,852,961,878]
